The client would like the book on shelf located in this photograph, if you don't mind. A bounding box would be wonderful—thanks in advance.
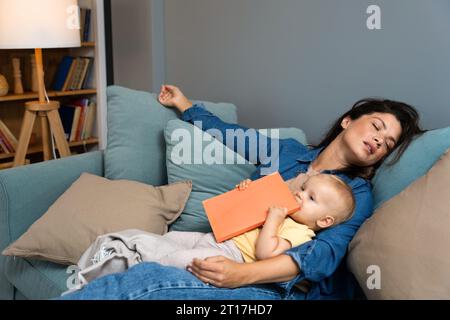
[80,57,93,90]
[53,55,94,92]
[84,9,91,42]
[79,8,86,42]
[0,135,11,154]
[61,58,77,91]
[58,98,96,142]
[52,56,74,91]
[0,134,13,153]
[68,57,84,90]
[82,101,96,140]
[203,172,300,242]
[73,57,93,90]
[69,106,82,142]
[80,8,92,42]
[74,98,89,141]
[59,105,77,140]
[0,120,18,153]
[0,120,17,149]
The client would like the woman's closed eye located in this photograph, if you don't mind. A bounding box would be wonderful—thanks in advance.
[372,122,380,131]
[385,142,392,152]
[387,140,395,151]
[373,122,395,151]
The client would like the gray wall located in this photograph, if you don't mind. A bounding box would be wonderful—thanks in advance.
[111,0,153,92]
[110,0,450,143]
[164,0,450,143]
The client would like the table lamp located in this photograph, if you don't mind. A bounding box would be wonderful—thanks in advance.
[0,0,81,166]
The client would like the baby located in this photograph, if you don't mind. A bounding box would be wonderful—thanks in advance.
[232,173,355,262]
[137,173,355,268]
[69,173,356,293]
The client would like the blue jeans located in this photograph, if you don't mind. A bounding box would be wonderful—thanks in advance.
[59,262,306,300]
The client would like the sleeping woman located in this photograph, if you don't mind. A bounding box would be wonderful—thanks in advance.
[61,84,422,300]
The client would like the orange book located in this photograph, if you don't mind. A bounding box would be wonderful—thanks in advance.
[203,172,300,242]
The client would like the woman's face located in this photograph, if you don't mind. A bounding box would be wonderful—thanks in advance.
[341,112,402,166]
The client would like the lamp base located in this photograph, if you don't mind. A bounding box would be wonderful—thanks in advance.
[13,100,71,167]
[26,100,59,112]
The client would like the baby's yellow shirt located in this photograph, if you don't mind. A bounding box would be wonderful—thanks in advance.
[232,217,315,263]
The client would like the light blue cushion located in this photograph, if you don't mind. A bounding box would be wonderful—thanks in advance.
[165,119,307,232]
[104,86,238,186]
[372,126,450,209]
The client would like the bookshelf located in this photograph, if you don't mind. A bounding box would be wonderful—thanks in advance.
[0,89,97,102]
[0,0,107,169]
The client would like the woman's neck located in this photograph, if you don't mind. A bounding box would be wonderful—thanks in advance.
[311,137,350,172]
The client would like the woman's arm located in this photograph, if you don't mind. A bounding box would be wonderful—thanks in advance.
[158,84,279,166]
[188,254,299,288]
[158,85,194,113]
[283,181,373,283]
[189,181,373,289]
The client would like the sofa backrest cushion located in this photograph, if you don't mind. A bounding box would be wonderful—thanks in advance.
[372,126,450,209]
[104,86,238,186]
[165,119,307,232]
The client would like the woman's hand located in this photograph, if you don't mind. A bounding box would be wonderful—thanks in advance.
[188,254,300,287]
[158,84,193,113]
[236,179,252,191]
[187,256,249,288]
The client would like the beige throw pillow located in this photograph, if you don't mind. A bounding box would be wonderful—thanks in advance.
[2,173,192,265]
[348,149,450,299]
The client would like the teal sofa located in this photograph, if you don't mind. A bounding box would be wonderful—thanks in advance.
[0,86,307,300]
[1,86,449,300]
[0,89,224,299]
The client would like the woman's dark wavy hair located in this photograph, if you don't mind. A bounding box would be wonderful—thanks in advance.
[316,98,424,180]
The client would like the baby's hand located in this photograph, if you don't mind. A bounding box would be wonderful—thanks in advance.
[236,179,252,191]
[268,206,289,218]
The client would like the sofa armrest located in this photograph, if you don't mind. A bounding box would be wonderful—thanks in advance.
[0,151,104,246]
[0,151,103,299]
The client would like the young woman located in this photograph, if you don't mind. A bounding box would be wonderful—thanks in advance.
[62,85,422,300]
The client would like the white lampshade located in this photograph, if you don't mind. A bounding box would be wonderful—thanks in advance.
[0,0,81,49]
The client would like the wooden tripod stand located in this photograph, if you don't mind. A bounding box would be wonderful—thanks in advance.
[13,49,71,167]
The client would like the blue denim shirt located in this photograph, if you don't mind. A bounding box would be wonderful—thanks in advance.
[181,104,374,299]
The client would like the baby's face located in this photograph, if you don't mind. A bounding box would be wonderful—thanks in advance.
[289,175,342,230]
